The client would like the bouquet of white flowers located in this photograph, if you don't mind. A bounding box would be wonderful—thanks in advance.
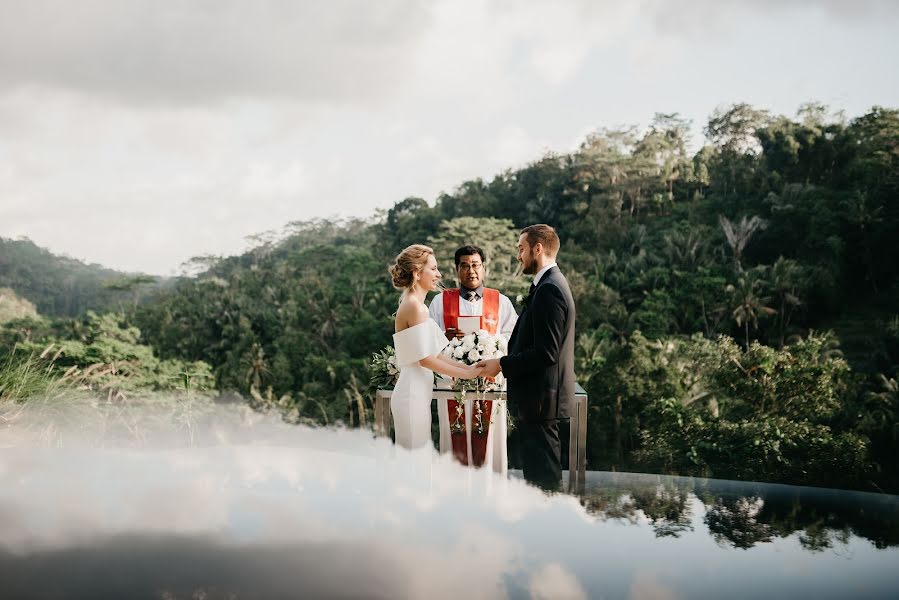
[441,329,507,390]
[368,346,400,393]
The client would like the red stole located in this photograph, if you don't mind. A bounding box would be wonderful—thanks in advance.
[443,287,500,467]
[442,288,501,334]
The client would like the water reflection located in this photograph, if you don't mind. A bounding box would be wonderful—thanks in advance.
[1,402,898,599]
[580,478,693,538]
[578,472,899,552]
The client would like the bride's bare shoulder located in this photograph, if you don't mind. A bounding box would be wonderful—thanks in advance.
[395,296,429,331]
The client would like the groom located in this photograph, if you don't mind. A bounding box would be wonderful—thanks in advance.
[477,224,576,491]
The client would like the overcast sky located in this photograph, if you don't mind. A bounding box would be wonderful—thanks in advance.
[1,0,897,275]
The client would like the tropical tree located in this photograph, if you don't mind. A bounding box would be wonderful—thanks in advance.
[660,227,714,273]
[102,275,158,314]
[726,266,776,348]
[705,103,769,155]
[769,257,804,348]
[719,214,768,273]
[635,113,694,202]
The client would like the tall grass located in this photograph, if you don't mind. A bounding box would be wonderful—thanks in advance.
[0,345,68,404]
[0,346,89,444]
[0,346,208,447]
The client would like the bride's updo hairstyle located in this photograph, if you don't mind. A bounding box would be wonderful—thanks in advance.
[389,244,433,291]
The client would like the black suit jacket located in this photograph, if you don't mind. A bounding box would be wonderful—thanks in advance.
[500,266,576,423]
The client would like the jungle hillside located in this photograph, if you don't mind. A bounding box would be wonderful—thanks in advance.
[2,102,897,493]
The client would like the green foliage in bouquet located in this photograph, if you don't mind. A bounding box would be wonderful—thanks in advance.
[367,345,399,395]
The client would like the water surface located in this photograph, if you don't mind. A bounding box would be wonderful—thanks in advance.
[1,406,897,599]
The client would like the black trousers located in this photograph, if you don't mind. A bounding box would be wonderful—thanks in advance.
[517,420,562,491]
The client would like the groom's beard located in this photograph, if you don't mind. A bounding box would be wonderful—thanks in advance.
[521,256,538,275]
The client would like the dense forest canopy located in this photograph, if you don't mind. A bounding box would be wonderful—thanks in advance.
[2,102,897,492]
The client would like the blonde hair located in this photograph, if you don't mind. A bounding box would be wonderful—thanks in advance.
[389,244,433,291]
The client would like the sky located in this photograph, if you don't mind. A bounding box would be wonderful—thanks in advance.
[0,0,897,276]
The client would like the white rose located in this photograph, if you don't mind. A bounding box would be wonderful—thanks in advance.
[461,334,475,345]
[461,340,475,352]
[467,349,481,362]
[443,345,454,357]
[453,346,466,359]
[497,337,508,352]
[478,329,489,339]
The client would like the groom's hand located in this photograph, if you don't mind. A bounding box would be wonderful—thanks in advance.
[476,358,502,378]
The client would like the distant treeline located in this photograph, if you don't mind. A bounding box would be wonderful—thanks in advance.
[0,236,165,316]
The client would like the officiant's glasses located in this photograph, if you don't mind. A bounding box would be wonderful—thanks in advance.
[458,262,483,271]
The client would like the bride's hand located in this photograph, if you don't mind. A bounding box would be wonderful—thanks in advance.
[467,364,484,379]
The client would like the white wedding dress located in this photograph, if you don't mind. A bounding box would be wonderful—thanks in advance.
[391,320,449,449]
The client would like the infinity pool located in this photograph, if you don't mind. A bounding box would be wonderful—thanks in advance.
[1,416,897,599]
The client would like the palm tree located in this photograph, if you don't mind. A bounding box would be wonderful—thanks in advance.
[718,215,767,273]
[245,343,270,391]
[661,228,711,272]
[647,338,715,415]
[769,257,803,348]
[575,331,615,385]
[726,267,776,349]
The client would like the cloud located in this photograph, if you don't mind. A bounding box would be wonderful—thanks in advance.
[529,562,588,600]
[630,571,681,600]
[641,0,899,34]
[0,0,895,274]
[0,0,432,105]
[486,126,550,170]
[240,160,308,197]
[0,0,894,107]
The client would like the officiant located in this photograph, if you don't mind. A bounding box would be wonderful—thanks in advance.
[428,245,517,341]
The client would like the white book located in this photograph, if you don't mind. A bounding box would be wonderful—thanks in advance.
[457,316,481,334]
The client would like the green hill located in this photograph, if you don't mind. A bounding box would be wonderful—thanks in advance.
[0,237,161,317]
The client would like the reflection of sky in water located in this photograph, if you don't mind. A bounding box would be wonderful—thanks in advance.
[1,406,898,599]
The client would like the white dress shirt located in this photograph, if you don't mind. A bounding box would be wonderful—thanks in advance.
[533,262,557,286]
[428,289,518,340]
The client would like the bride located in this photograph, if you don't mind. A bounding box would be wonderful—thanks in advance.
[388,244,483,449]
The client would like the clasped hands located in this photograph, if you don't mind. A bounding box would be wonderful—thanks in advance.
[459,363,485,379]
[457,359,501,380]
[474,358,502,378]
